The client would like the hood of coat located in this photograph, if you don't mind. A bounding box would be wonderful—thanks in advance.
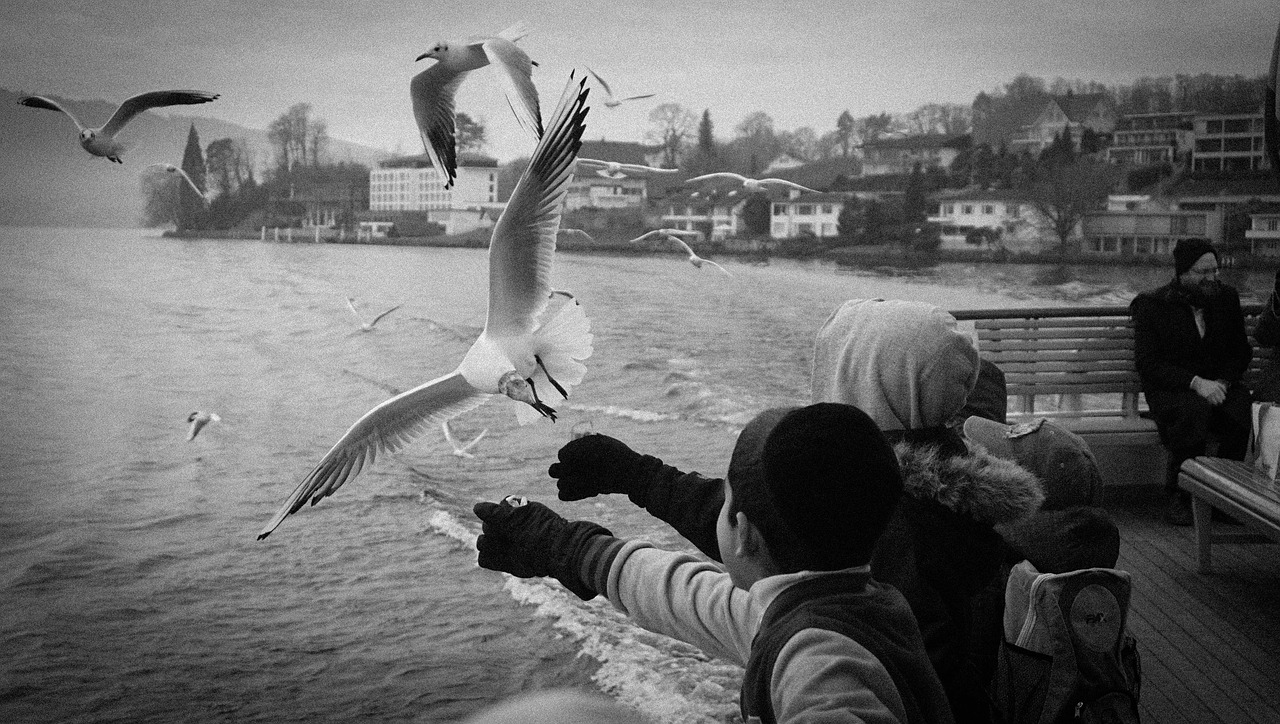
[893,439,1045,527]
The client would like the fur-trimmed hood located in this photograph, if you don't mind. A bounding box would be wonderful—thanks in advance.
[894,439,1045,526]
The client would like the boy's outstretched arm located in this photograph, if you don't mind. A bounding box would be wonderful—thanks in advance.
[549,434,724,560]
[474,497,620,600]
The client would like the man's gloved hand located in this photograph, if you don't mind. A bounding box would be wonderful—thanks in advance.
[474,497,611,600]
[550,434,661,503]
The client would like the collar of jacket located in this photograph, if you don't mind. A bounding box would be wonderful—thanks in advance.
[892,438,1045,527]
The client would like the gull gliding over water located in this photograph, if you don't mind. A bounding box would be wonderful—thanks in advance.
[441,420,488,458]
[575,158,678,179]
[18,90,219,163]
[187,411,221,441]
[685,172,817,195]
[146,163,207,201]
[411,21,542,189]
[258,73,593,540]
[346,297,401,331]
[584,67,655,108]
[630,229,734,278]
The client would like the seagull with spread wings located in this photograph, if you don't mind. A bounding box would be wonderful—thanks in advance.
[585,67,655,108]
[411,22,542,189]
[441,420,488,458]
[146,163,207,202]
[18,90,219,163]
[258,74,592,540]
[685,172,817,195]
[187,411,221,441]
[630,229,734,278]
[575,158,678,179]
[346,297,402,332]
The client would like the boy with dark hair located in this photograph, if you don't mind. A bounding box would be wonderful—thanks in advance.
[473,402,954,724]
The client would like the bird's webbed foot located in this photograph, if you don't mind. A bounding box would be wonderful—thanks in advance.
[534,355,568,399]
[525,377,558,421]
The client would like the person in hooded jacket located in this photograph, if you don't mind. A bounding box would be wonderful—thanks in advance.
[550,299,1047,722]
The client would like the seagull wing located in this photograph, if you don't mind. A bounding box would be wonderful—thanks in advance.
[346,297,362,320]
[702,259,734,278]
[584,66,615,100]
[258,370,490,539]
[761,178,818,193]
[617,93,656,103]
[17,95,86,131]
[686,172,744,185]
[101,90,219,138]
[481,37,543,140]
[627,229,664,243]
[172,167,205,198]
[619,163,676,175]
[575,158,607,171]
[369,305,402,327]
[484,73,589,338]
[661,232,697,257]
[410,63,468,189]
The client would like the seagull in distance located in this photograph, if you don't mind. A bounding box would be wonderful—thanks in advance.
[146,163,207,201]
[411,21,542,189]
[187,411,221,441]
[18,90,219,163]
[575,158,678,179]
[685,172,817,195]
[585,67,655,108]
[346,297,401,331]
[258,73,593,540]
[630,229,734,278]
[441,420,488,458]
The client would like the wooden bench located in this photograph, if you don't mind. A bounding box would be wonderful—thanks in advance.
[950,305,1268,486]
[1177,456,1280,573]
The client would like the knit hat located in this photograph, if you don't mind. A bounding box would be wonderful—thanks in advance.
[1173,237,1217,277]
[963,416,1102,510]
[727,402,903,570]
[811,299,980,431]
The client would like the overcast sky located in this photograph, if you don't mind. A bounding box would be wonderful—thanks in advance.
[3,0,1276,163]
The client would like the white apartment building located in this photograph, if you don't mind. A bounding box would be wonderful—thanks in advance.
[928,189,1050,252]
[368,156,501,235]
[1192,113,1269,172]
[1247,213,1280,257]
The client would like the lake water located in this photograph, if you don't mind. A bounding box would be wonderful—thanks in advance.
[1,227,1272,723]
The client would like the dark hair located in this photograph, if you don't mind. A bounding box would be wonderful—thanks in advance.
[727,403,903,572]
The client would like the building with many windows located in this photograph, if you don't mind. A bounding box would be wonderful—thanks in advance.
[927,188,1049,252]
[859,134,967,176]
[1246,213,1280,257]
[659,187,750,240]
[1105,112,1195,167]
[770,192,849,238]
[367,154,501,235]
[1080,208,1219,256]
[1191,112,1269,172]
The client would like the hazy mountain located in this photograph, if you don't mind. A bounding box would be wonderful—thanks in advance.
[0,88,391,228]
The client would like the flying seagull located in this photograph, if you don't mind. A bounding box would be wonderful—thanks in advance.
[258,73,592,540]
[346,297,401,331]
[18,90,219,163]
[411,21,542,189]
[575,158,678,179]
[146,163,207,201]
[685,172,817,195]
[187,411,221,441]
[630,229,734,278]
[441,420,488,458]
[585,67,655,108]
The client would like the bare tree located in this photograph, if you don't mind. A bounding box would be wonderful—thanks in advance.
[781,126,819,161]
[1025,157,1118,254]
[836,110,855,157]
[308,118,329,167]
[645,103,696,168]
[904,103,972,135]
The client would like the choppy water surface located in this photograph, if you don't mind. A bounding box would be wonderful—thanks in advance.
[1,228,1271,723]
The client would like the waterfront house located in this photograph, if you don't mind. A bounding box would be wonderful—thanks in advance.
[659,186,750,240]
[927,187,1054,252]
[1191,112,1270,173]
[769,191,852,239]
[975,91,1117,156]
[367,153,501,235]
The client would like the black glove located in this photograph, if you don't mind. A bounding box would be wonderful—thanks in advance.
[550,434,664,504]
[474,498,612,600]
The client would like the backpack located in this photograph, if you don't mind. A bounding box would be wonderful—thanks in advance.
[992,560,1141,724]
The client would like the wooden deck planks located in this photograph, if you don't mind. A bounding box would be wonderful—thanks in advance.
[1107,493,1280,724]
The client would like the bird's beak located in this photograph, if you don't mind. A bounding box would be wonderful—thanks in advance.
[415,51,432,62]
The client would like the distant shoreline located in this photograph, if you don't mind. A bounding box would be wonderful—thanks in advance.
[161,228,1280,270]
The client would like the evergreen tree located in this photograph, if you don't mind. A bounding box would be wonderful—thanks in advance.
[903,163,928,223]
[741,193,771,236]
[691,109,717,175]
[177,124,207,231]
[836,196,861,240]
